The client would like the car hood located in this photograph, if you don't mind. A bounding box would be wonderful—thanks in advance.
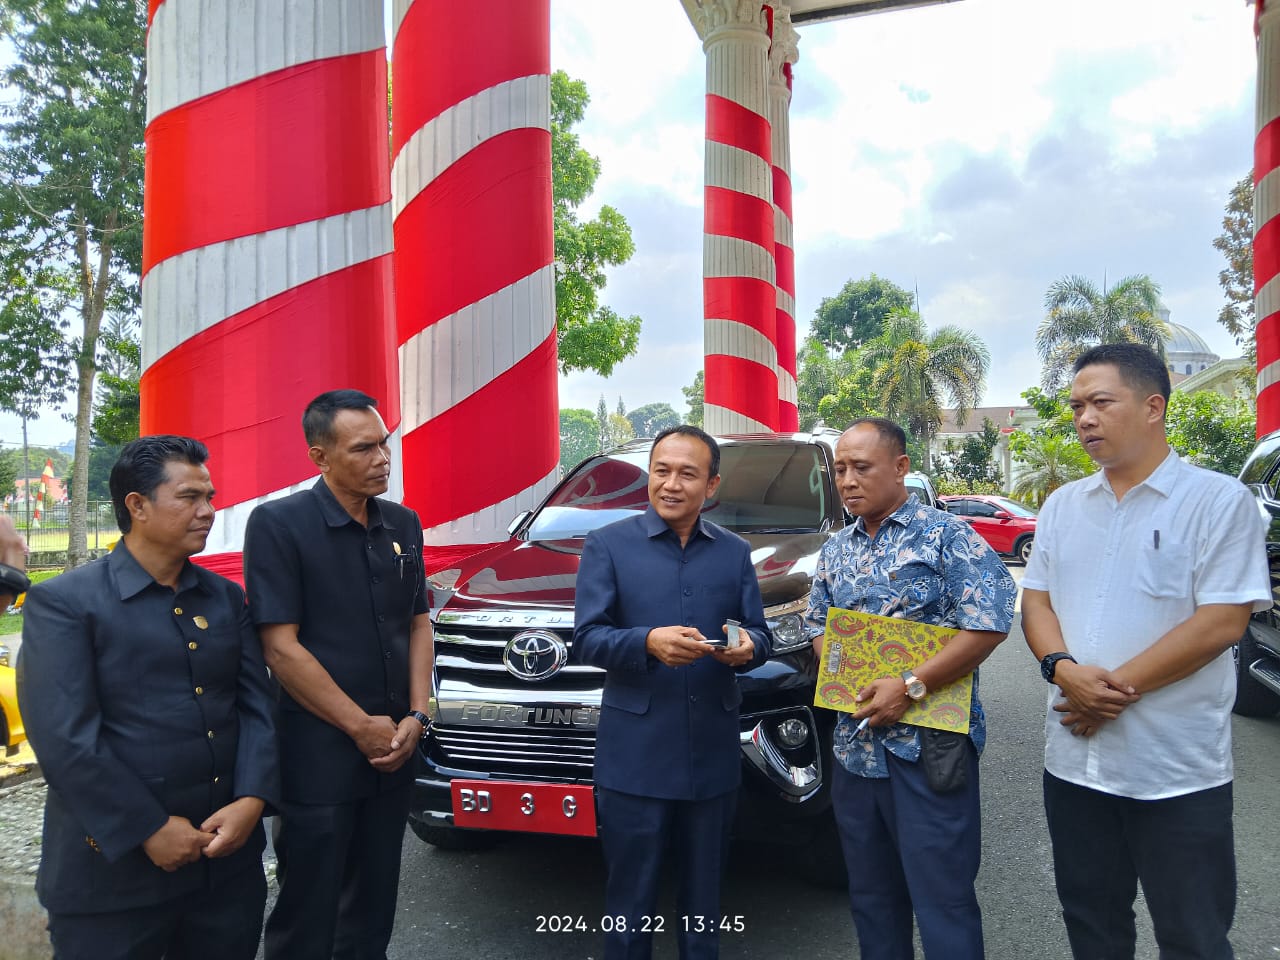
[437,529,828,617]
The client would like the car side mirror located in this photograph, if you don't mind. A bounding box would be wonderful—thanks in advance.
[993,510,1012,520]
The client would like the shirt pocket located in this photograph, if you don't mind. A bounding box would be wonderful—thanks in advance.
[891,562,944,613]
[1133,540,1192,598]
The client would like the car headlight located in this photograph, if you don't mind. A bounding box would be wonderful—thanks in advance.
[769,612,810,654]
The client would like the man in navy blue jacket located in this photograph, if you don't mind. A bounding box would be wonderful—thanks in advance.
[574,425,770,960]
[19,435,278,960]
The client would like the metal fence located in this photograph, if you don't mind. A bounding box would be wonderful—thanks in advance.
[7,501,121,556]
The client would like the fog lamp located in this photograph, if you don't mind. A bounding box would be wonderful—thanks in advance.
[769,613,809,654]
[775,717,810,748]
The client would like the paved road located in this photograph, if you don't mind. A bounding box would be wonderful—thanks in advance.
[374,616,1280,960]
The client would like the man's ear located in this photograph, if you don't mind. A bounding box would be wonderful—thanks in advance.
[308,444,328,471]
[124,491,149,523]
[1147,393,1167,423]
[895,454,911,479]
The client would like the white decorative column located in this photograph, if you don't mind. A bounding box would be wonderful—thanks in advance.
[1256,0,1280,434]
[685,0,779,434]
[768,5,799,431]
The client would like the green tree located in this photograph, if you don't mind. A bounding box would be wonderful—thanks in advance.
[1036,275,1168,389]
[1212,173,1255,363]
[934,418,1003,490]
[626,402,680,438]
[811,274,914,353]
[552,71,641,376]
[682,370,705,427]
[1011,432,1094,506]
[862,310,989,471]
[92,312,141,446]
[814,361,878,431]
[559,408,599,473]
[795,337,876,430]
[1165,390,1256,476]
[0,450,17,504]
[0,0,147,569]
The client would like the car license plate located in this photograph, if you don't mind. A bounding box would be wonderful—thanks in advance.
[450,780,597,836]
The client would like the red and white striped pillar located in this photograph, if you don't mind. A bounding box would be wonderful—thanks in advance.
[140,1,399,582]
[391,0,559,574]
[687,0,779,435]
[768,6,800,432]
[1256,0,1280,434]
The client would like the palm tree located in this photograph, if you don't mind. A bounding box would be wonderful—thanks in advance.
[1011,433,1094,506]
[862,310,989,471]
[1036,274,1169,389]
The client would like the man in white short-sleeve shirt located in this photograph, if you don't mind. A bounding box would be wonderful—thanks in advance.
[1022,342,1270,960]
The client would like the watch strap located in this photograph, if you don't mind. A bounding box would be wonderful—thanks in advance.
[407,710,431,739]
[1040,652,1076,683]
[0,562,31,597]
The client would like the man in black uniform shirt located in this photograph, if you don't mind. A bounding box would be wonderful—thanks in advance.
[18,435,279,960]
[244,389,434,960]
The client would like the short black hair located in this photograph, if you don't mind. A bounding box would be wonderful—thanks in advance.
[845,417,908,457]
[110,435,209,533]
[650,425,721,477]
[1073,343,1171,403]
[303,389,379,447]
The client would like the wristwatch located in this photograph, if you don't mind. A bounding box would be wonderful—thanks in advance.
[0,563,31,598]
[1040,652,1077,683]
[407,710,432,739]
[901,671,927,701]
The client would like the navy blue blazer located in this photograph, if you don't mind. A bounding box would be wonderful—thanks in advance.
[17,544,279,914]
[573,509,770,801]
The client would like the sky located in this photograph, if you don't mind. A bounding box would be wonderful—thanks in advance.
[2,0,1259,448]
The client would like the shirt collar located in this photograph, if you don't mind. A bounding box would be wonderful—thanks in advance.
[109,540,205,600]
[1083,447,1180,500]
[851,493,920,537]
[310,477,394,531]
[642,505,717,541]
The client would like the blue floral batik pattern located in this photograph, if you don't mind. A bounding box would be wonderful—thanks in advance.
[804,495,1017,778]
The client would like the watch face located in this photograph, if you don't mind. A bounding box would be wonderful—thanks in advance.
[906,678,926,700]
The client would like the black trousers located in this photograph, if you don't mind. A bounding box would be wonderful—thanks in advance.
[596,787,737,960]
[830,746,984,960]
[264,784,411,960]
[47,866,266,960]
[1043,771,1236,960]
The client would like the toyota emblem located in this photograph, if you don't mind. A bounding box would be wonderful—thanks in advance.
[502,630,569,681]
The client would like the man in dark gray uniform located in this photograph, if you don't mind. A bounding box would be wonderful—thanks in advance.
[18,435,279,960]
[245,389,434,960]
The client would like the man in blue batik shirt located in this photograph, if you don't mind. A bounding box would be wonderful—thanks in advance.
[805,418,1015,960]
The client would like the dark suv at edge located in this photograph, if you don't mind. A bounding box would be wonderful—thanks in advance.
[411,431,849,883]
[1235,430,1280,717]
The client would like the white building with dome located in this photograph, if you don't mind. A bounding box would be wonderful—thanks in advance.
[1158,307,1220,379]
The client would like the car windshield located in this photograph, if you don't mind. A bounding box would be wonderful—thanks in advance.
[525,442,830,540]
[991,497,1038,518]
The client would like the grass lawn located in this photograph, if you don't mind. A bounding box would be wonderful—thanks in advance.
[0,570,62,636]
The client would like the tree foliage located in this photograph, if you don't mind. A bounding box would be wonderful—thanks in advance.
[1036,275,1167,389]
[861,310,989,471]
[933,418,1003,491]
[552,71,641,377]
[1165,390,1256,476]
[681,370,705,427]
[626,402,680,438]
[1212,173,1255,363]
[0,0,147,568]
[559,408,599,474]
[1010,432,1093,506]
[811,274,914,353]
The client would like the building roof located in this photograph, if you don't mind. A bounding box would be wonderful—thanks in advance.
[789,0,963,23]
[1164,321,1217,359]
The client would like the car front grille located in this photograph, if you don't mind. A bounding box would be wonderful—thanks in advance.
[431,724,597,780]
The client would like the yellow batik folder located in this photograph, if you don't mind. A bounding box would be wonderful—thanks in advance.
[814,607,973,734]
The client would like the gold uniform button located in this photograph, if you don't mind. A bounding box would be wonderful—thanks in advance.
[207,730,215,739]
[188,642,198,651]
[195,686,204,695]
[174,607,183,615]
[213,776,220,784]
